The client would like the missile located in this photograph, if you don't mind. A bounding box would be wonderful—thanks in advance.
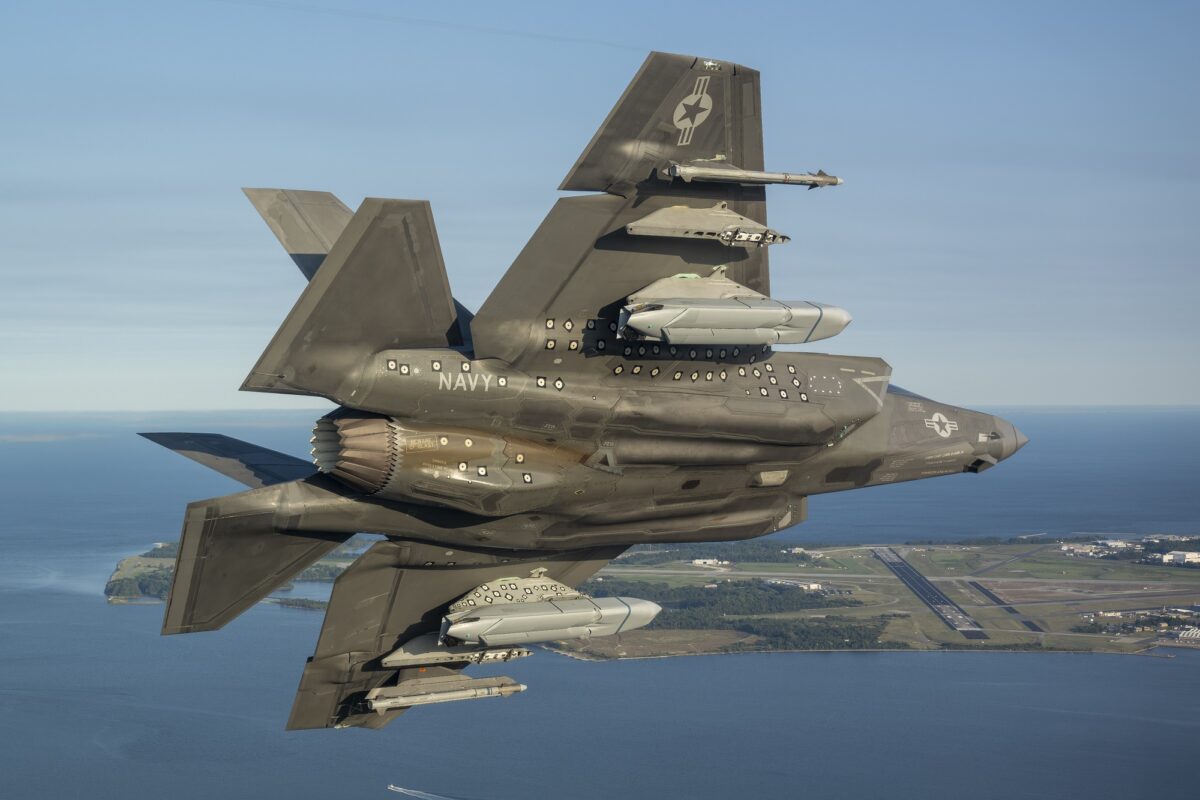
[442,596,662,647]
[669,163,843,189]
[381,633,532,668]
[365,675,526,712]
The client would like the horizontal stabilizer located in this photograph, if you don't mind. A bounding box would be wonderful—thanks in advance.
[164,483,348,635]
[139,432,315,488]
[242,198,460,398]
[243,189,353,280]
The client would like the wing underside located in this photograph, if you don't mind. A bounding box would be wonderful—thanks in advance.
[470,52,770,367]
[288,540,624,730]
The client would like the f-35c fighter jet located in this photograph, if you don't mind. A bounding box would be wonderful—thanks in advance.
[143,52,1027,730]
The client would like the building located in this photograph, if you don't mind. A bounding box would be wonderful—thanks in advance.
[1161,551,1200,565]
[766,579,823,591]
[690,558,730,567]
[781,547,807,555]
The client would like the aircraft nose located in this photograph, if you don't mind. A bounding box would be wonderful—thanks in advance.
[994,417,1029,461]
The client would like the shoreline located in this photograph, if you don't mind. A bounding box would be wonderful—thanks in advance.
[542,644,1180,662]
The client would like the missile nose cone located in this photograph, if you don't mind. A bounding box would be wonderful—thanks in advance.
[620,598,663,630]
[1013,425,1029,454]
[834,176,844,185]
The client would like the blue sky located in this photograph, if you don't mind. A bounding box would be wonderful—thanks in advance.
[1,0,1196,410]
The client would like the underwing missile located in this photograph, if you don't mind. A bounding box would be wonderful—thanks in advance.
[669,163,843,188]
[365,675,526,712]
[442,596,662,647]
[621,298,852,346]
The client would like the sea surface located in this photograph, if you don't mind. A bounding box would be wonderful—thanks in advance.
[0,409,1198,799]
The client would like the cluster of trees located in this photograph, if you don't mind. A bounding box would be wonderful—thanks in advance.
[723,617,897,651]
[297,562,345,582]
[1073,613,1185,635]
[581,578,896,650]
[105,567,173,599]
[585,578,855,622]
[273,598,328,610]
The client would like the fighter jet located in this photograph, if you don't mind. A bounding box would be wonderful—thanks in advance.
[142,52,1026,730]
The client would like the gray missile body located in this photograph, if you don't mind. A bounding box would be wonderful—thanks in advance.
[620,271,852,347]
[621,298,851,346]
[365,675,526,712]
[442,596,662,647]
[669,163,843,188]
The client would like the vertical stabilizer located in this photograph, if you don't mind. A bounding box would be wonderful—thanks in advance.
[243,189,353,279]
[242,198,459,398]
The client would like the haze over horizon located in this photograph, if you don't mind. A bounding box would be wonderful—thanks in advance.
[2,1,1196,411]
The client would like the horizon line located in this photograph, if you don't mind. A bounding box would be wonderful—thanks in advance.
[2,404,1199,414]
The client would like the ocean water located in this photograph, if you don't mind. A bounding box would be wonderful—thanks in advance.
[0,409,1198,799]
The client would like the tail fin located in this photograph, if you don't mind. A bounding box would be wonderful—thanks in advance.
[242,198,462,398]
[243,189,353,280]
[138,432,315,488]
[163,483,348,634]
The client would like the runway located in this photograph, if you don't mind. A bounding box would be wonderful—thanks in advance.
[968,580,1045,632]
[874,548,989,639]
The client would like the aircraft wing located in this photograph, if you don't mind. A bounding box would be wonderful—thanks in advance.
[471,52,770,367]
[138,432,316,488]
[287,539,625,730]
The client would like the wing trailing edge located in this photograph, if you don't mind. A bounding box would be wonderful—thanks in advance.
[163,483,349,635]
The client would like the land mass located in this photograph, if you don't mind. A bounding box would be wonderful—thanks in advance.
[107,536,1200,657]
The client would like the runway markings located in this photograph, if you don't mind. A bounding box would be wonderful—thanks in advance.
[874,548,989,640]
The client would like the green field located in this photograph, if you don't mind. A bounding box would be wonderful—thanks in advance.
[591,542,1200,656]
[107,538,1200,658]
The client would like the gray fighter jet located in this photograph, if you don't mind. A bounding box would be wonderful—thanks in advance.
[142,52,1026,730]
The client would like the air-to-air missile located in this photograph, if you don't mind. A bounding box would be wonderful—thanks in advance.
[140,51,1027,731]
[668,162,844,189]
